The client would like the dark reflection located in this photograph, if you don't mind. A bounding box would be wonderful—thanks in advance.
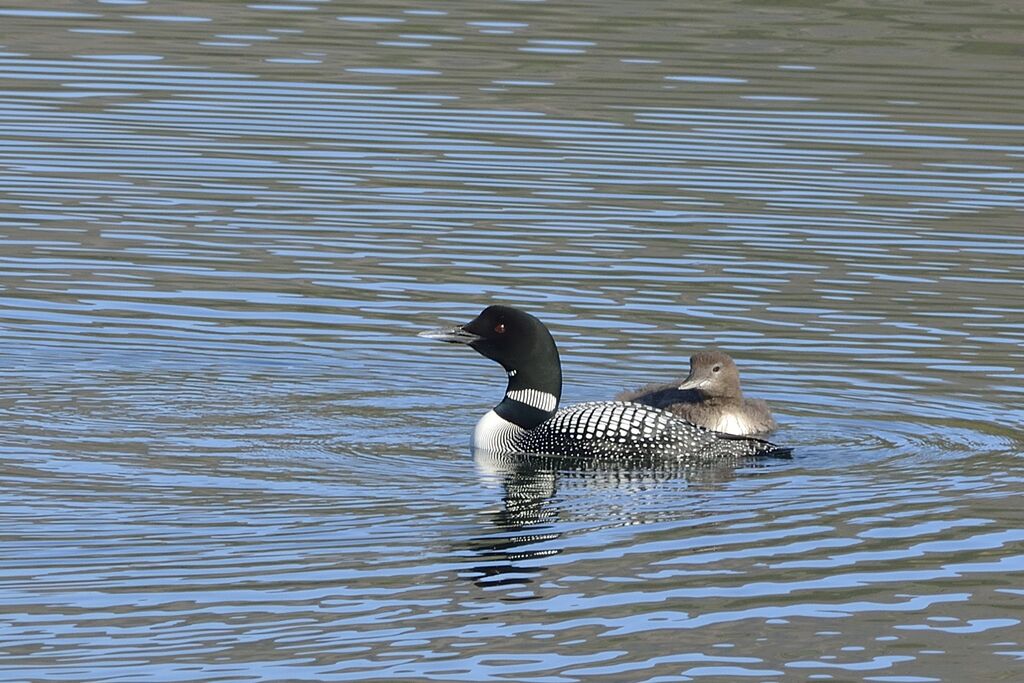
[457,452,561,595]
[458,449,762,596]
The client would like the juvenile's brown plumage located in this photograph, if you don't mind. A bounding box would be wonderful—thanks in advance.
[616,350,777,435]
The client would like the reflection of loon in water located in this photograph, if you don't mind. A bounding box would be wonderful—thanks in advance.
[461,455,562,595]
[459,450,762,596]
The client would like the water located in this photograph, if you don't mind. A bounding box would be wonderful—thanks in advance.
[1,0,1023,680]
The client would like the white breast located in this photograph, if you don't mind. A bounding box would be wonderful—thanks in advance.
[472,409,526,453]
[713,413,752,436]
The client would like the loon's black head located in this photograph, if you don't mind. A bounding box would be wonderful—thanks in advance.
[420,305,562,404]
[677,349,743,400]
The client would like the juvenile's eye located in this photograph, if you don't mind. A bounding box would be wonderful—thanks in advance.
[495,322,506,334]
[712,365,721,373]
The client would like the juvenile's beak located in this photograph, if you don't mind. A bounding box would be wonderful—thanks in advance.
[418,325,481,345]
[677,373,708,391]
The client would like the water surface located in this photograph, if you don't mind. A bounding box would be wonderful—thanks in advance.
[1,0,1023,680]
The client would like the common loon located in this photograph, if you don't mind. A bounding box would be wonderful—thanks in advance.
[616,349,777,436]
[420,305,790,460]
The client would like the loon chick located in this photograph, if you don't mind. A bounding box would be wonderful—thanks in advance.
[616,349,777,436]
[420,306,789,460]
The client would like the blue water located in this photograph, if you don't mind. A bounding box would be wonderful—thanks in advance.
[1,0,1023,680]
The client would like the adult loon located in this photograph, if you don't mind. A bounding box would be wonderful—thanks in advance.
[616,349,777,436]
[420,305,790,460]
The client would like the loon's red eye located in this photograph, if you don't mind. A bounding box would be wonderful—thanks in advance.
[495,322,506,334]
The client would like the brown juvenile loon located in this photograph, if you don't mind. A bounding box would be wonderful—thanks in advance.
[616,349,777,436]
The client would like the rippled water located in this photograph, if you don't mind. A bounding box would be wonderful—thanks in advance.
[2,0,1023,680]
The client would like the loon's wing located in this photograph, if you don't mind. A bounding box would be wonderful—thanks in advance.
[520,401,788,461]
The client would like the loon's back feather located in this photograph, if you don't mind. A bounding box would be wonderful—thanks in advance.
[517,401,786,460]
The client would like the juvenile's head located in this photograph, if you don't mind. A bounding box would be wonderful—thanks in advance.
[677,349,743,400]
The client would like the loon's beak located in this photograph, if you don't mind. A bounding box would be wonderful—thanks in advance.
[418,325,481,345]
